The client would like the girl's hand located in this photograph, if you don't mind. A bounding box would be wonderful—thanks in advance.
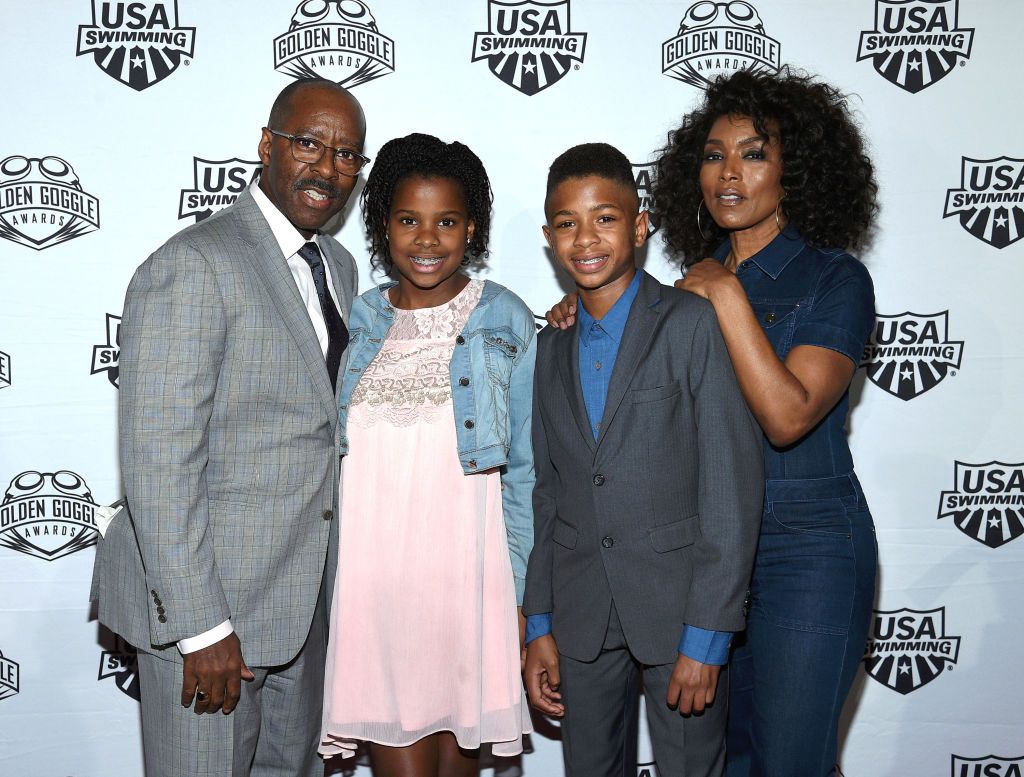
[545,294,578,329]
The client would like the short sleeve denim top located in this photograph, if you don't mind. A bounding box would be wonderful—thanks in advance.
[713,229,875,480]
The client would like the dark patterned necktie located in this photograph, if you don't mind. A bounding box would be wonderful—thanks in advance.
[298,241,348,392]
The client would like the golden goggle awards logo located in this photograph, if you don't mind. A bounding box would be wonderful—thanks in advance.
[662,1,780,89]
[0,650,18,702]
[0,156,100,251]
[77,1,195,91]
[0,470,100,561]
[274,0,395,87]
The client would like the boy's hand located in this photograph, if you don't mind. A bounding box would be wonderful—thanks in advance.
[523,635,565,717]
[666,653,720,715]
[544,294,578,329]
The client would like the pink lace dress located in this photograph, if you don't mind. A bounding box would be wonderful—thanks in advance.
[320,280,530,758]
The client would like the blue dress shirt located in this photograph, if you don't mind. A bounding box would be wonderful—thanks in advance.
[526,271,731,665]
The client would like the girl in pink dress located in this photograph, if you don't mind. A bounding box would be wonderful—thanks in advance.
[320,134,536,777]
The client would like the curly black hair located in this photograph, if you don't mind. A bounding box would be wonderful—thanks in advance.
[361,133,493,273]
[545,142,637,213]
[653,67,878,265]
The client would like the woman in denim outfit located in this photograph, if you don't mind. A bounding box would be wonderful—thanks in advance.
[319,134,535,777]
[659,70,878,777]
[547,69,878,775]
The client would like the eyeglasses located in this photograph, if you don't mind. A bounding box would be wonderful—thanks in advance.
[266,129,370,176]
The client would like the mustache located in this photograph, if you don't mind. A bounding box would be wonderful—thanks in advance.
[294,178,342,197]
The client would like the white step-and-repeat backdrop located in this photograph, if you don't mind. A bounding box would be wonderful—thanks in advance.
[1,1,1021,775]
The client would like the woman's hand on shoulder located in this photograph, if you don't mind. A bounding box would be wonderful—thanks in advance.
[674,259,736,302]
[545,293,578,330]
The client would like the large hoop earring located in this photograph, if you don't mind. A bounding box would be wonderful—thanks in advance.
[697,199,713,241]
[775,192,787,233]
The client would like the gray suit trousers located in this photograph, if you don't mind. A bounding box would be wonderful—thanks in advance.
[136,587,327,777]
[559,603,727,777]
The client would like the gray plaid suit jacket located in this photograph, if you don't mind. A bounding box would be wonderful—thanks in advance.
[91,189,357,667]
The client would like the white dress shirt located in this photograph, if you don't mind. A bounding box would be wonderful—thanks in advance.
[178,183,341,654]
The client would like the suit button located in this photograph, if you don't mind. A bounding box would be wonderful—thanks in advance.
[459,377,470,386]
[153,597,162,606]
[455,335,465,345]
[593,474,605,486]
[150,589,158,598]
[601,536,614,548]
[158,615,167,624]
[157,606,166,615]
[464,419,475,429]
[323,510,333,521]
[467,460,477,469]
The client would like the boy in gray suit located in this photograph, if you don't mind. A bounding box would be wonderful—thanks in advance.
[523,144,764,776]
[91,80,365,777]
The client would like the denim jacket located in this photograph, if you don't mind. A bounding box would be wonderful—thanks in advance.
[338,279,537,602]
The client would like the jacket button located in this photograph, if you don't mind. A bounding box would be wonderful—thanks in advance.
[593,474,605,486]
[150,589,158,598]
[156,606,166,615]
[459,377,470,386]
[323,510,333,521]
[764,312,776,324]
[510,345,518,353]
[158,614,167,623]
[464,419,475,429]
[455,335,465,345]
[153,597,162,606]
[467,460,477,469]
[601,536,614,548]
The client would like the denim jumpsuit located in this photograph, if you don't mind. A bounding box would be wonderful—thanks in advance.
[715,230,878,777]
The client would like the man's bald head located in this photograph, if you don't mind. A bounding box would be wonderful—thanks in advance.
[267,78,365,138]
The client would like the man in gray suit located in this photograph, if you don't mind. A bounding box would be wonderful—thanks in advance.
[523,144,764,776]
[91,79,366,776]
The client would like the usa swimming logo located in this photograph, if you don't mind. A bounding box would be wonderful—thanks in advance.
[273,0,395,87]
[863,607,960,694]
[0,155,100,251]
[662,1,781,89]
[179,158,261,223]
[0,650,18,701]
[860,312,963,400]
[633,162,660,236]
[938,462,1024,549]
[952,756,1024,777]
[0,470,100,561]
[91,314,121,389]
[76,1,195,91]
[98,634,140,701]
[944,157,1024,249]
[857,0,973,94]
[472,1,587,96]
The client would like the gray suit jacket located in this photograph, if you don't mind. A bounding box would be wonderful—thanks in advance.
[523,271,764,665]
[91,189,357,666]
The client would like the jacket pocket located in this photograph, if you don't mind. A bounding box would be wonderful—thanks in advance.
[648,514,699,552]
[553,519,578,550]
[482,331,520,387]
[630,381,681,404]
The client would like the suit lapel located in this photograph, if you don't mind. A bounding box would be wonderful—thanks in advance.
[556,327,597,453]
[595,272,662,449]
[233,191,338,422]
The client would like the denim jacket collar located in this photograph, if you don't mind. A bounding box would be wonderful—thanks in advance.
[713,227,806,281]
[360,278,507,318]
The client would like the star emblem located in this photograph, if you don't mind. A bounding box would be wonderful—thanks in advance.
[898,664,911,675]
[994,214,1009,228]
[908,59,921,72]
[523,61,536,75]
[988,515,1001,528]
[900,367,913,381]
[130,55,145,69]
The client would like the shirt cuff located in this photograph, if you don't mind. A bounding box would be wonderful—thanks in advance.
[678,624,732,665]
[525,613,553,646]
[178,620,234,655]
